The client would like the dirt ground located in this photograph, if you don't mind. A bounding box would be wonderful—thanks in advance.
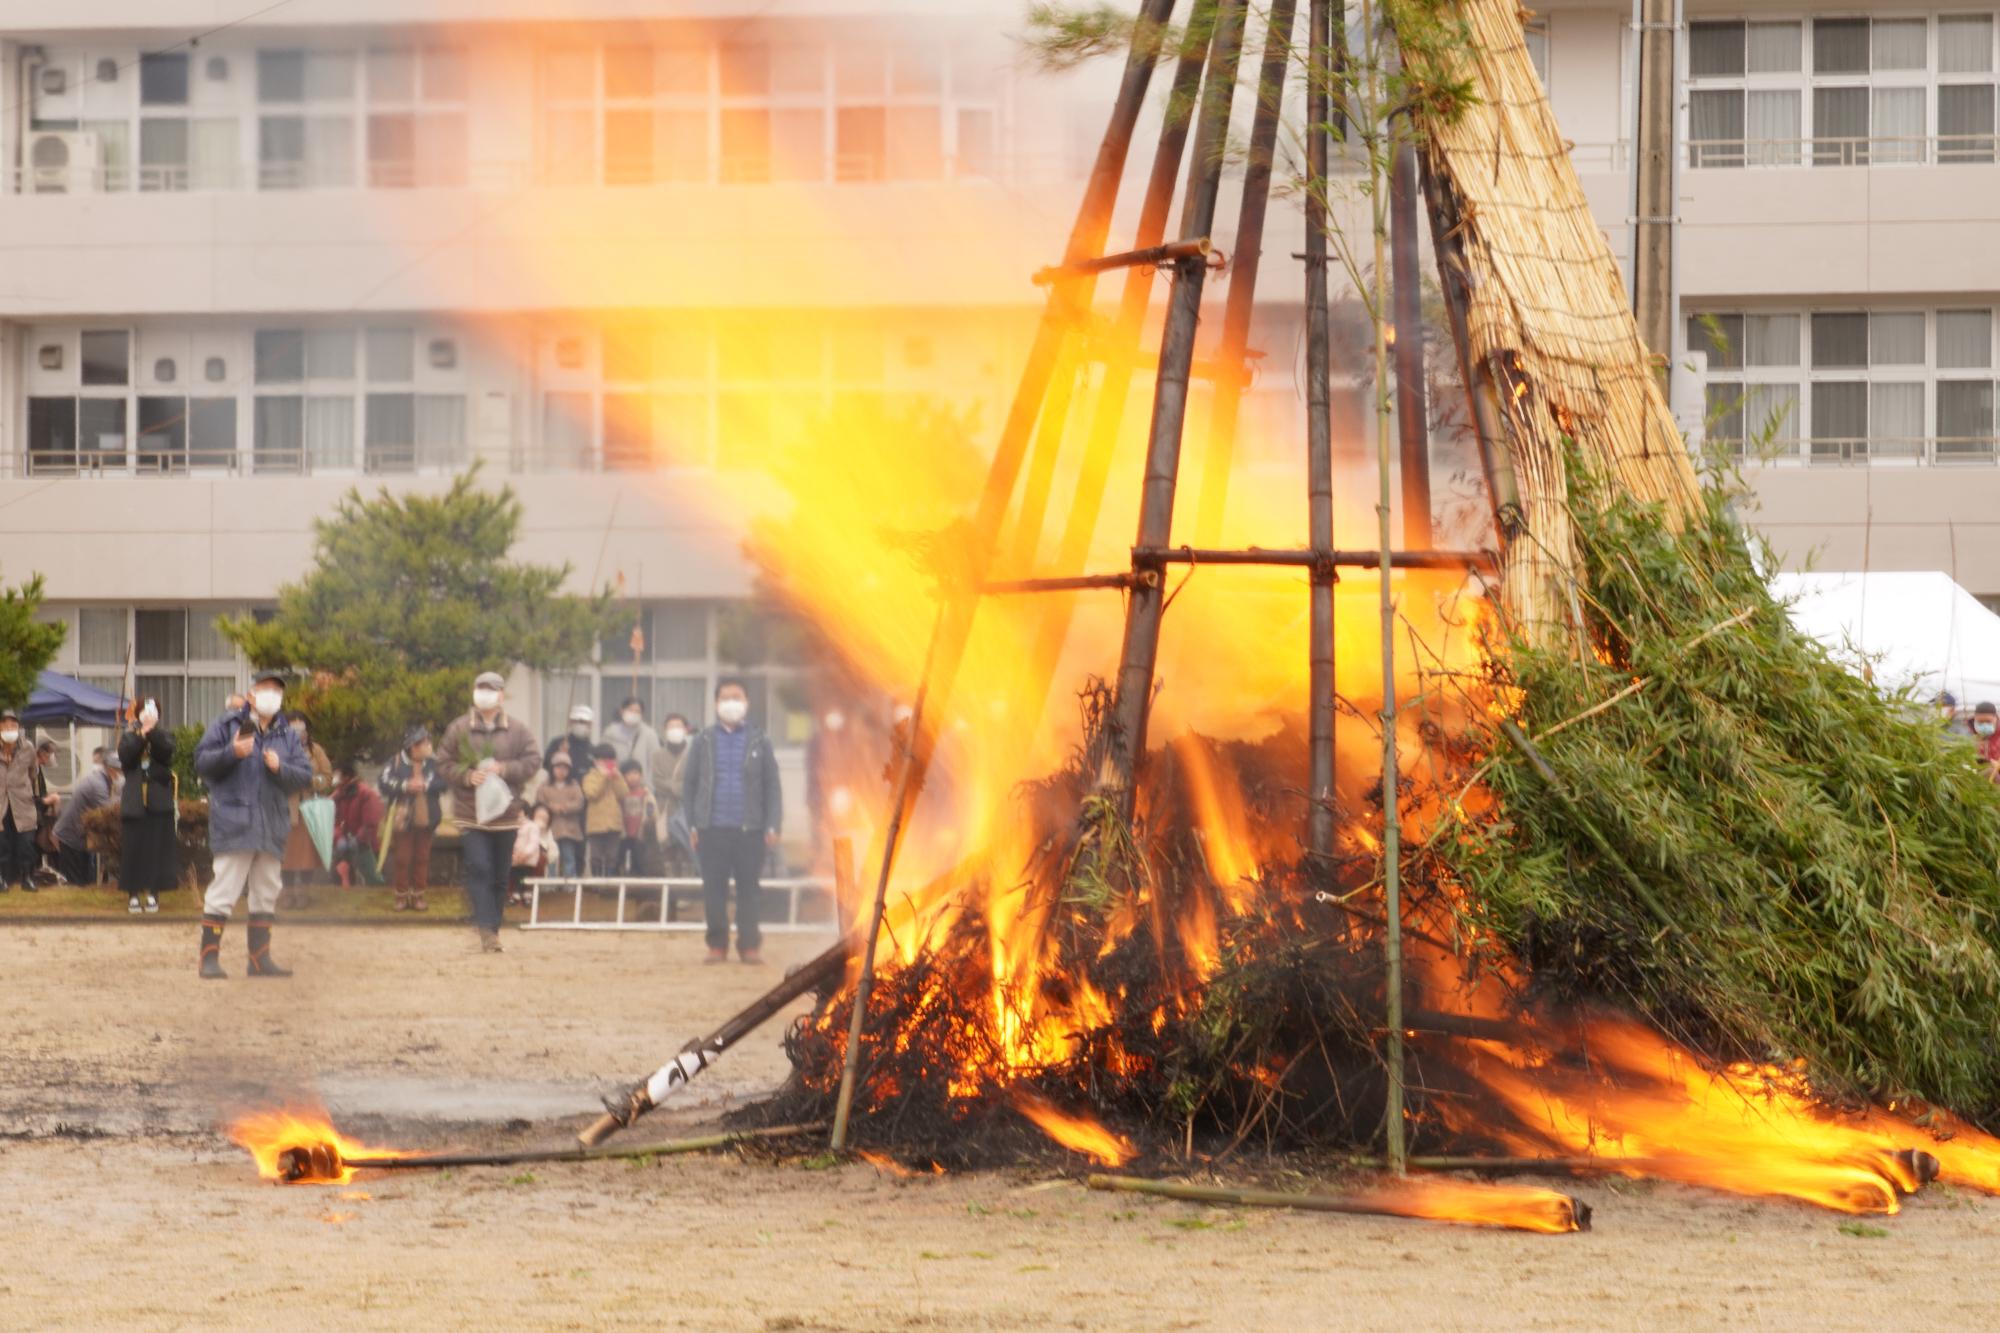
[3,923,1997,1331]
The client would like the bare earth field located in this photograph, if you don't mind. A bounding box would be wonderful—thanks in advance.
[3,923,1997,1331]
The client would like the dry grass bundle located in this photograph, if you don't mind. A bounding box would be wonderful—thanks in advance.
[1406,0,1701,638]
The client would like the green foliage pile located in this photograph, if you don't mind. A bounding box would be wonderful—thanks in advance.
[1438,461,2000,1116]
[220,469,619,763]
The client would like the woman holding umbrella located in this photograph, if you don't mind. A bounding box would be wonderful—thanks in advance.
[280,714,333,884]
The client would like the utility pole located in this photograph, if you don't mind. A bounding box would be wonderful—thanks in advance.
[1631,0,1676,381]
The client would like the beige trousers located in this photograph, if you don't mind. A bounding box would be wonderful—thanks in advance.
[203,850,284,918]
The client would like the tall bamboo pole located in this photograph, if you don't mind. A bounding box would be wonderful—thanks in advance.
[1191,0,1299,547]
[1389,142,1431,550]
[1104,0,1249,803]
[1360,0,1408,1175]
[828,0,1181,1153]
[1017,6,1215,741]
[1304,0,1336,857]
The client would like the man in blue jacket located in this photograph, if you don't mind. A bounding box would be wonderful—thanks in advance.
[681,678,783,964]
[194,669,313,979]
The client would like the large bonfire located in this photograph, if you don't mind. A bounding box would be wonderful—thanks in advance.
[728,0,2000,1218]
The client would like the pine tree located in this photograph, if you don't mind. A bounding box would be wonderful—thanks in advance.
[0,572,65,710]
[220,470,618,762]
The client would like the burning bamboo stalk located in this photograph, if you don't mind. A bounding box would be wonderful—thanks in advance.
[1390,142,1432,549]
[278,1124,825,1184]
[823,0,1187,1154]
[1085,1174,1591,1233]
[1304,0,1337,857]
[1017,5,1212,742]
[1102,0,1249,804]
[1191,0,1298,547]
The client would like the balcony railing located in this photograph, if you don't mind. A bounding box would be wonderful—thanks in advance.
[1725,437,2000,465]
[1689,135,2000,169]
[18,444,471,479]
[9,151,1079,197]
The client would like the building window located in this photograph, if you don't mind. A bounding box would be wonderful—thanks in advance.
[365,46,468,188]
[1689,15,1996,167]
[81,330,129,386]
[538,21,997,187]
[139,52,190,107]
[1693,306,2000,463]
[258,50,357,189]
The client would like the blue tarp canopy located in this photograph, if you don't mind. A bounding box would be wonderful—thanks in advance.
[22,670,123,727]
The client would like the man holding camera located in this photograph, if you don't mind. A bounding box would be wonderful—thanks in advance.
[193,670,313,980]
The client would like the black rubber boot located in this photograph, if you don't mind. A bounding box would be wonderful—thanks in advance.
[246,913,292,978]
[199,917,227,980]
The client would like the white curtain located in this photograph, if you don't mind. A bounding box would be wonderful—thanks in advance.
[1870,381,1924,452]
[190,117,237,191]
[1745,313,1802,366]
[1872,20,1927,71]
[1871,88,1926,163]
[1746,92,1801,165]
[1747,21,1802,74]
[1937,310,1995,369]
[1941,16,1996,73]
[1871,312,1925,365]
[1690,90,1746,166]
[305,395,355,469]
[1747,383,1801,447]
[416,394,466,463]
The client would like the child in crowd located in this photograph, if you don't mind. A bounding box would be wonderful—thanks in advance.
[580,743,625,876]
[618,760,661,875]
[539,753,584,876]
[510,803,556,907]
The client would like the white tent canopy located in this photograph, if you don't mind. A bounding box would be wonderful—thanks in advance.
[1771,570,2000,707]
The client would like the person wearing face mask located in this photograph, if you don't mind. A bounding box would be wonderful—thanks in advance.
[649,712,694,875]
[378,726,443,912]
[193,672,313,979]
[680,679,783,964]
[1972,702,2000,780]
[437,670,542,953]
[603,696,660,773]
[544,703,596,780]
[805,703,874,873]
[117,700,178,912]
[0,708,42,893]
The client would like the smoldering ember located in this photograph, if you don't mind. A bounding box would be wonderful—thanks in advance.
[9,2,2000,1330]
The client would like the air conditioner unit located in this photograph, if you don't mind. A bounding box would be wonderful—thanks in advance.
[27,131,99,194]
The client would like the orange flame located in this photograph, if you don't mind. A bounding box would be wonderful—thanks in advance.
[226,1107,403,1186]
[1455,1015,1952,1215]
[1360,1178,1585,1234]
[1013,1092,1135,1167]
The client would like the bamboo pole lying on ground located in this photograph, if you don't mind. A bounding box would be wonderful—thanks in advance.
[1085,1174,1591,1232]
[280,1124,826,1183]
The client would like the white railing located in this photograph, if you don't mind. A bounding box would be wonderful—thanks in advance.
[9,151,1082,197]
[522,875,837,933]
[1727,436,2000,465]
[1688,135,1999,168]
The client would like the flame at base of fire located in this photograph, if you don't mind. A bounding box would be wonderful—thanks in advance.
[1364,1177,1589,1234]
[1013,1091,1136,1167]
[227,1108,404,1185]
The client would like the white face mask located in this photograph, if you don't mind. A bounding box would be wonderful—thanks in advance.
[622,710,642,727]
[663,724,688,746]
[252,689,284,719]
[823,710,845,732]
[716,699,748,725]
[0,729,18,746]
[472,688,501,711]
